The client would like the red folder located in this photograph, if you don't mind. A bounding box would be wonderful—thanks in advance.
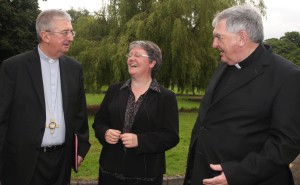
[72,133,78,173]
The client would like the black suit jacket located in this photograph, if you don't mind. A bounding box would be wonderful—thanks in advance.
[93,81,179,178]
[184,44,300,185]
[0,48,90,185]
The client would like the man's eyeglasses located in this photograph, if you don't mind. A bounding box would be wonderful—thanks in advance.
[46,30,76,37]
[126,53,149,58]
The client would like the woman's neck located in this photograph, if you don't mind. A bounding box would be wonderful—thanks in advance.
[131,77,152,100]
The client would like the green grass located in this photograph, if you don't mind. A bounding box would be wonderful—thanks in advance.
[176,95,201,111]
[86,93,104,105]
[72,117,100,180]
[86,93,201,110]
[165,112,197,176]
[71,94,200,180]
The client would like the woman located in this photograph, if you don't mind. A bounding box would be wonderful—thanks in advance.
[93,40,179,185]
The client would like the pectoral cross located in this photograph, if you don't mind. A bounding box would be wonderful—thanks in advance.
[46,118,59,134]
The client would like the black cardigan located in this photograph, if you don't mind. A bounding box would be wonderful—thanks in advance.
[93,81,179,177]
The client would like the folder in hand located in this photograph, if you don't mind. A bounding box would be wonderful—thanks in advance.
[72,133,78,173]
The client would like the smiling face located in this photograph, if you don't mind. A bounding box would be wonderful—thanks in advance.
[212,19,242,65]
[127,47,156,79]
[40,19,74,58]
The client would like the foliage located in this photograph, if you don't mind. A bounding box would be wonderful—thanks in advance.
[282,31,300,48]
[265,31,300,67]
[0,0,40,62]
[1,0,267,92]
[69,0,266,93]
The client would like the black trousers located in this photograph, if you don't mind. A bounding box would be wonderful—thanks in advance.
[30,147,67,185]
[99,169,163,185]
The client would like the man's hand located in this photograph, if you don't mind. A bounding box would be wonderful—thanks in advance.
[203,164,228,185]
[78,156,84,166]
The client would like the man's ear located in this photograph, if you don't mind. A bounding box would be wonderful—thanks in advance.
[40,31,50,44]
[238,30,248,47]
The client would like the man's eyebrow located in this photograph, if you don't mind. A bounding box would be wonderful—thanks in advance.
[213,33,222,38]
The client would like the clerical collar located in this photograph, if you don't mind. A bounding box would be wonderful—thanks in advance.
[233,43,264,69]
[234,63,242,69]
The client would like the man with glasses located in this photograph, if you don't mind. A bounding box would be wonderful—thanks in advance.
[0,9,90,185]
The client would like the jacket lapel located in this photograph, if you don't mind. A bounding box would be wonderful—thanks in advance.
[210,61,264,107]
[203,64,227,106]
[133,91,156,127]
[118,87,129,131]
[59,57,69,122]
[25,49,45,112]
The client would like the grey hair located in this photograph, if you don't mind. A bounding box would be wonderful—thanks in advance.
[212,4,264,43]
[129,40,162,77]
[36,9,72,42]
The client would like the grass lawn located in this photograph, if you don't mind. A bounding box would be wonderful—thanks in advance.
[71,94,199,180]
[85,93,105,105]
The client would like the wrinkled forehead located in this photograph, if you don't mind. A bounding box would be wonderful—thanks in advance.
[50,19,72,30]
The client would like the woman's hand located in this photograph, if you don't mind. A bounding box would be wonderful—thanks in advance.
[120,133,138,148]
[104,129,121,144]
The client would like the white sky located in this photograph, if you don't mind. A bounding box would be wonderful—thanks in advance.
[263,0,300,39]
[38,0,300,40]
[38,0,106,12]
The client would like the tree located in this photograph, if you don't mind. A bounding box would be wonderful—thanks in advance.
[68,8,118,92]
[0,0,40,62]
[69,0,266,93]
[281,31,300,48]
[67,8,90,23]
[265,31,300,67]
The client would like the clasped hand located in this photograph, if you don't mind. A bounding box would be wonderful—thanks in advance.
[104,129,138,148]
[203,164,228,185]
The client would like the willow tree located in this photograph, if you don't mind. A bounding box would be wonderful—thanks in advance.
[106,0,265,93]
[67,9,112,92]
[69,0,266,93]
